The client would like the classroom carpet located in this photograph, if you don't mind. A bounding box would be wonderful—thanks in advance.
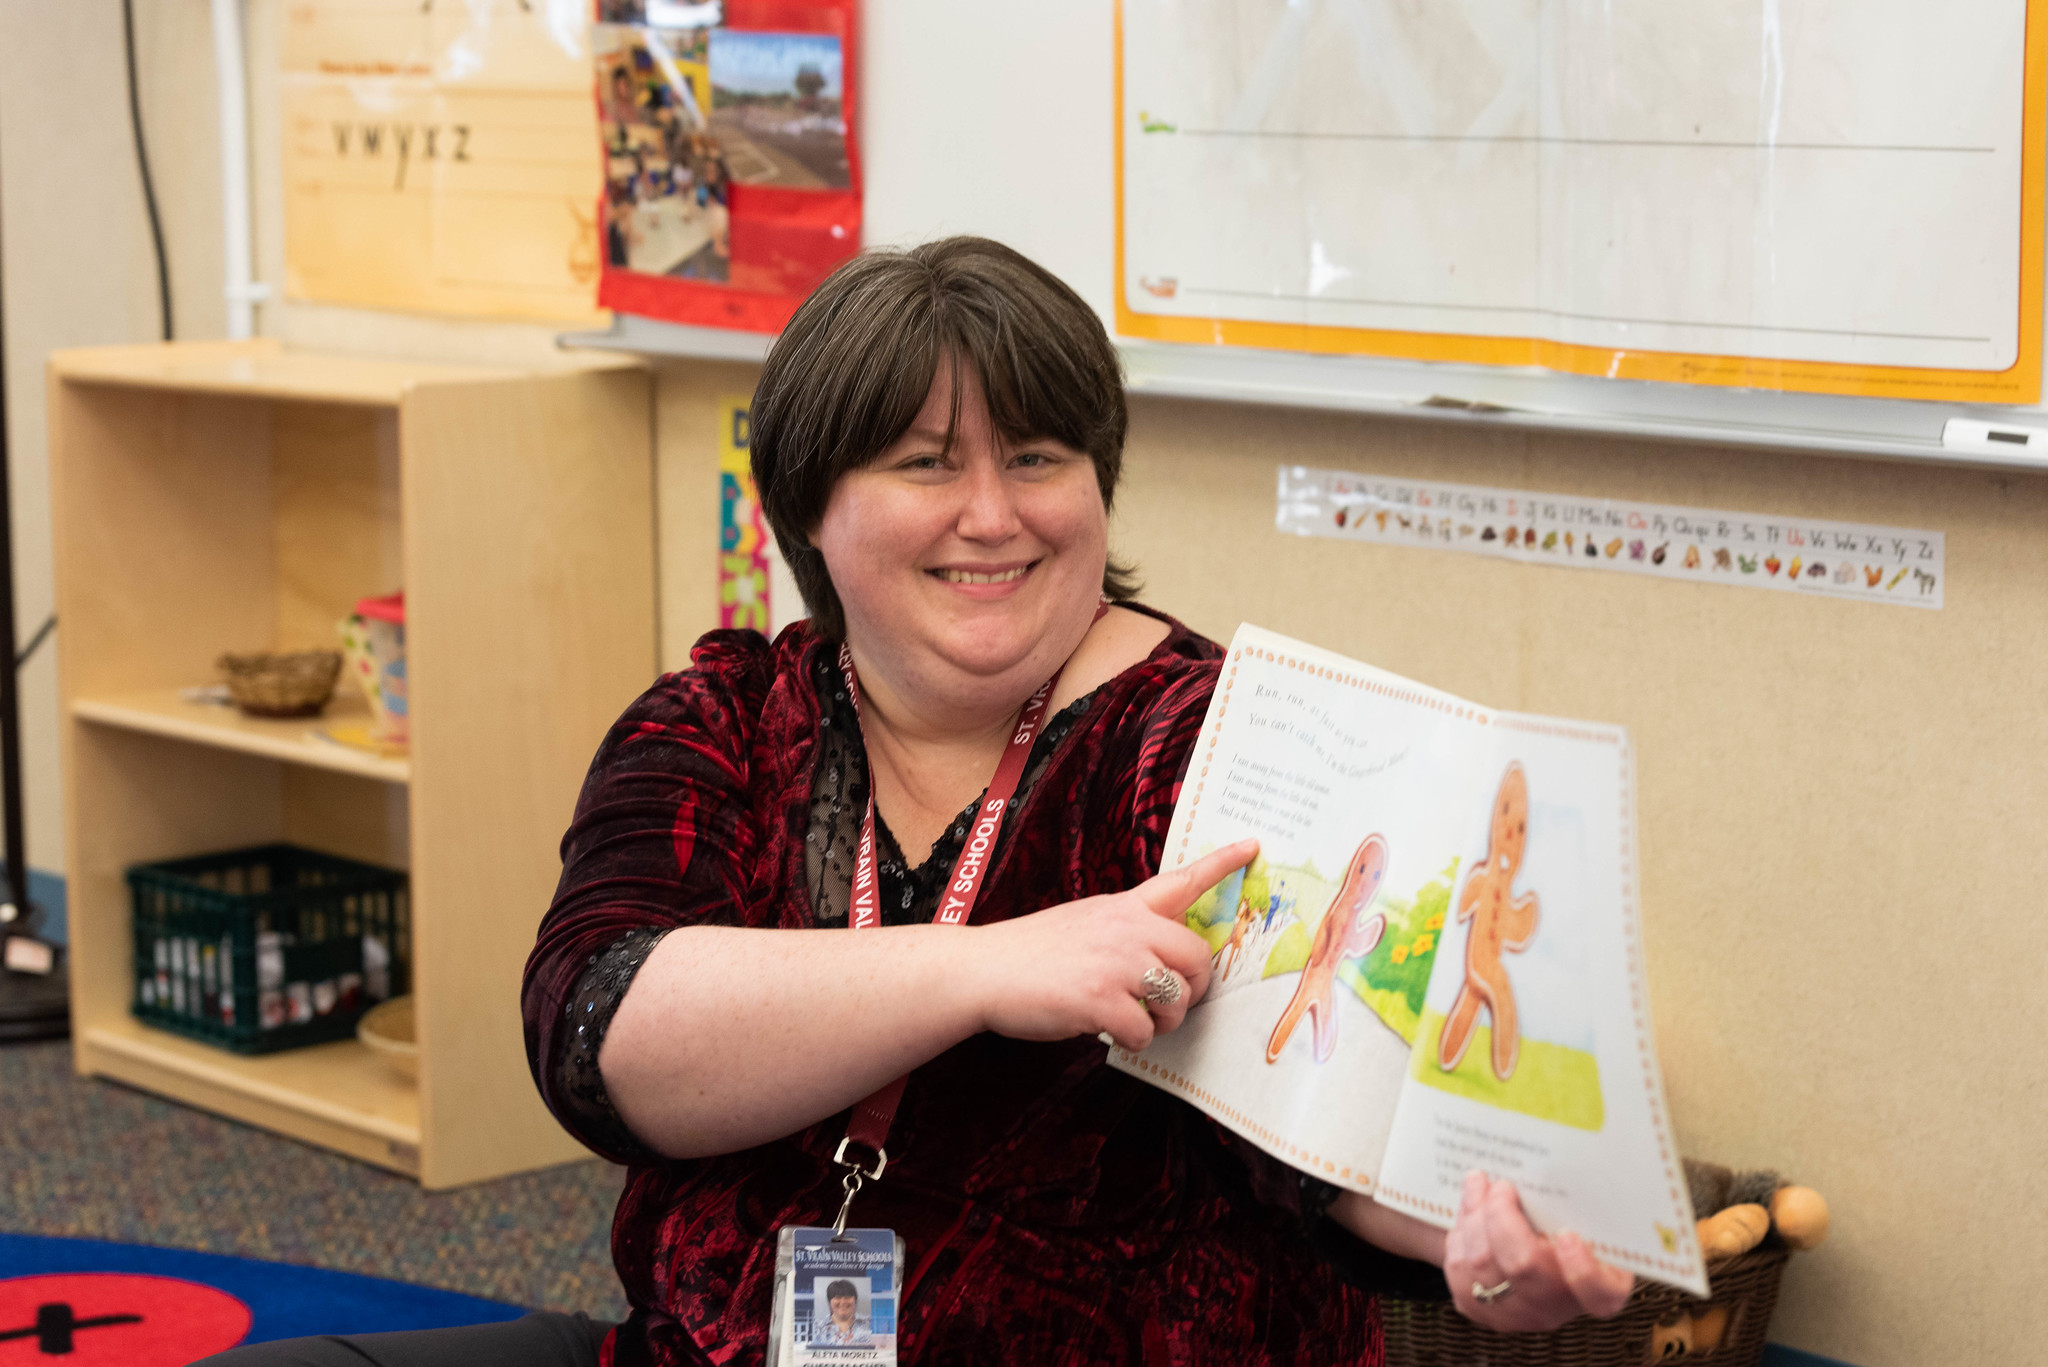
[0,1040,628,1327]
[2,1039,1859,1367]
[0,1233,525,1361]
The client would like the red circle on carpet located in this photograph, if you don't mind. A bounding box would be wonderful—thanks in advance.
[0,1273,250,1364]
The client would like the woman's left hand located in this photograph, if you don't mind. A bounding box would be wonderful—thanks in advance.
[1444,1172,1635,1332]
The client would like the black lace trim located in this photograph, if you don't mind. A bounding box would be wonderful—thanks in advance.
[805,648,1088,929]
[554,926,669,1160]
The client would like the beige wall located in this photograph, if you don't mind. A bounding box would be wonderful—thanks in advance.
[0,0,233,879]
[1113,399,2048,1367]
[8,5,2046,1365]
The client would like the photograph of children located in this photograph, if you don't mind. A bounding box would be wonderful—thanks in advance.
[708,30,851,189]
[594,23,733,282]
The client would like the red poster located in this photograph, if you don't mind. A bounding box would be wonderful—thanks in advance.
[595,1,861,333]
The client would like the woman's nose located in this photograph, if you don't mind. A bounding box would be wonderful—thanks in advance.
[954,459,1023,542]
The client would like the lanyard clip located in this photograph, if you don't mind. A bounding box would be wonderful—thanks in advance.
[832,1136,889,1182]
[828,1137,888,1240]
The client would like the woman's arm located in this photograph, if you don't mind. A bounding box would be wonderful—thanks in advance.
[1328,1177,1634,1331]
[599,843,1252,1159]
[599,923,977,1159]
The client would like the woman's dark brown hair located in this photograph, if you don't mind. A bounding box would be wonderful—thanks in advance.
[749,236,1137,640]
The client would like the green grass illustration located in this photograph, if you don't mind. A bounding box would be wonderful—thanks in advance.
[1411,1008,1605,1132]
[1335,858,1458,1045]
[1262,922,1310,976]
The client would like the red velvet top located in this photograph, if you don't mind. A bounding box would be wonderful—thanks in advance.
[523,613,1383,1367]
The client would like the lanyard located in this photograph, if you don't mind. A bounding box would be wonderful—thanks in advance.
[825,603,1106,1231]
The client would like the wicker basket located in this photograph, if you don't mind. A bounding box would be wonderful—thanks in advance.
[217,650,342,717]
[1383,1246,1789,1367]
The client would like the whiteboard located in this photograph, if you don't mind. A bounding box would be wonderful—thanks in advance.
[563,0,2048,471]
[1119,0,2040,402]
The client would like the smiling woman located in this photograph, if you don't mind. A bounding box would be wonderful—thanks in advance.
[198,239,1629,1367]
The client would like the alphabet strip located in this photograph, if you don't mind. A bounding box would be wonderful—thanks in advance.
[1275,466,1945,609]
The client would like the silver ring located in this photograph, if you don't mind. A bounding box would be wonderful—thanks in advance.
[1471,1279,1513,1304]
[1140,967,1184,1006]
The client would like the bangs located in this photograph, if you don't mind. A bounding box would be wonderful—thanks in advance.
[769,250,1121,481]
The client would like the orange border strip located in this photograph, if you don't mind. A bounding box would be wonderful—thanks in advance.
[1114,1,2045,405]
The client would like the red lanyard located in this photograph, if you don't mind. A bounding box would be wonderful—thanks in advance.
[836,645,1064,934]
[831,603,1106,1172]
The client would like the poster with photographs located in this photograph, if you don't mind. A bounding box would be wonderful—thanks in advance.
[709,30,851,189]
[594,0,861,334]
[596,21,731,282]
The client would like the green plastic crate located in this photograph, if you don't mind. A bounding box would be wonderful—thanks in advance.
[128,844,409,1055]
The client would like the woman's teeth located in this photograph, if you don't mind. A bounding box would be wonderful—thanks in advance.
[938,567,1029,584]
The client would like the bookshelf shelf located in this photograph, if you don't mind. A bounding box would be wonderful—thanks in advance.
[73,690,411,784]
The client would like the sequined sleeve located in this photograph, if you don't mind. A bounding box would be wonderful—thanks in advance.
[521,630,779,1164]
[546,927,671,1163]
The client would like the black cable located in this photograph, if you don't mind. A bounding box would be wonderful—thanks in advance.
[121,0,173,342]
[0,127,28,922]
[15,615,53,670]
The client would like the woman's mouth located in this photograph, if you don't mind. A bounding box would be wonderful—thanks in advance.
[933,564,1033,585]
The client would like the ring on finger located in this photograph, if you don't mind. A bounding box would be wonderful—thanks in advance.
[1140,966,1184,1007]
[1471,1279,1513,1304]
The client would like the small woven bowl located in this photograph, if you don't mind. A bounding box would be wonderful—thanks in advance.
[357,996,417,1082]
[217,650,343,718]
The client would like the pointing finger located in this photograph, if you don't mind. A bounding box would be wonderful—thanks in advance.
[1136,840,1259,919]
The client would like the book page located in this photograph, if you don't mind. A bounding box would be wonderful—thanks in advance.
[1374,718,1704,1295]
[1110,625,1491,1190]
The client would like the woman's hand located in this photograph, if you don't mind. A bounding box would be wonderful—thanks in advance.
[1443,1172,1635,1331]
[972,839,1256,1051]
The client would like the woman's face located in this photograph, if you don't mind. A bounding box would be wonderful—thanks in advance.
[813,362,1109,703]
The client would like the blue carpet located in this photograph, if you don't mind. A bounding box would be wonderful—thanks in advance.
[1760,1347,1859,1367]
[0,1232,523,1355]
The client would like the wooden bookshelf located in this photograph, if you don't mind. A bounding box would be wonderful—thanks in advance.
[73,690,411,784]
[50,340,656,1187]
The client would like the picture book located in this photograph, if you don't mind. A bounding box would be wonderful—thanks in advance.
[1109,624,1705,1294]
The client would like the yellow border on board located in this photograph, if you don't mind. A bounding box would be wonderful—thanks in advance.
[1113,1,2046,405]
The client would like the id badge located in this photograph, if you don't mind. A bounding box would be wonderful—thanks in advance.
[767,1226,905,1367]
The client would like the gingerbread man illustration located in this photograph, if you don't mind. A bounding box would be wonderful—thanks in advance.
[1266,834,1388,1064]
[1438,762,1540,1081]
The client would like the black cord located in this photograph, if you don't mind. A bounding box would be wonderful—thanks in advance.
[14,615,53,671]
[121,0,173,342]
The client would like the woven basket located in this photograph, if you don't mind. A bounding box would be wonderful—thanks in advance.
[1383,1246,1789,1367]
[217,650,343,718]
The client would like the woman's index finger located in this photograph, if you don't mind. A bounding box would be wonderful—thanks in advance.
[1135,839,1259,919]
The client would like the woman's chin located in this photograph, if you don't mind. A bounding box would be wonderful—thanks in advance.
[915,610,1068,681]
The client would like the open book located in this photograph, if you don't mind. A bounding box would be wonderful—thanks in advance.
[1111,625,1705,1295]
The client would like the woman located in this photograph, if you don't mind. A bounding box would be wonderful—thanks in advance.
[203,238,1627,1367]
